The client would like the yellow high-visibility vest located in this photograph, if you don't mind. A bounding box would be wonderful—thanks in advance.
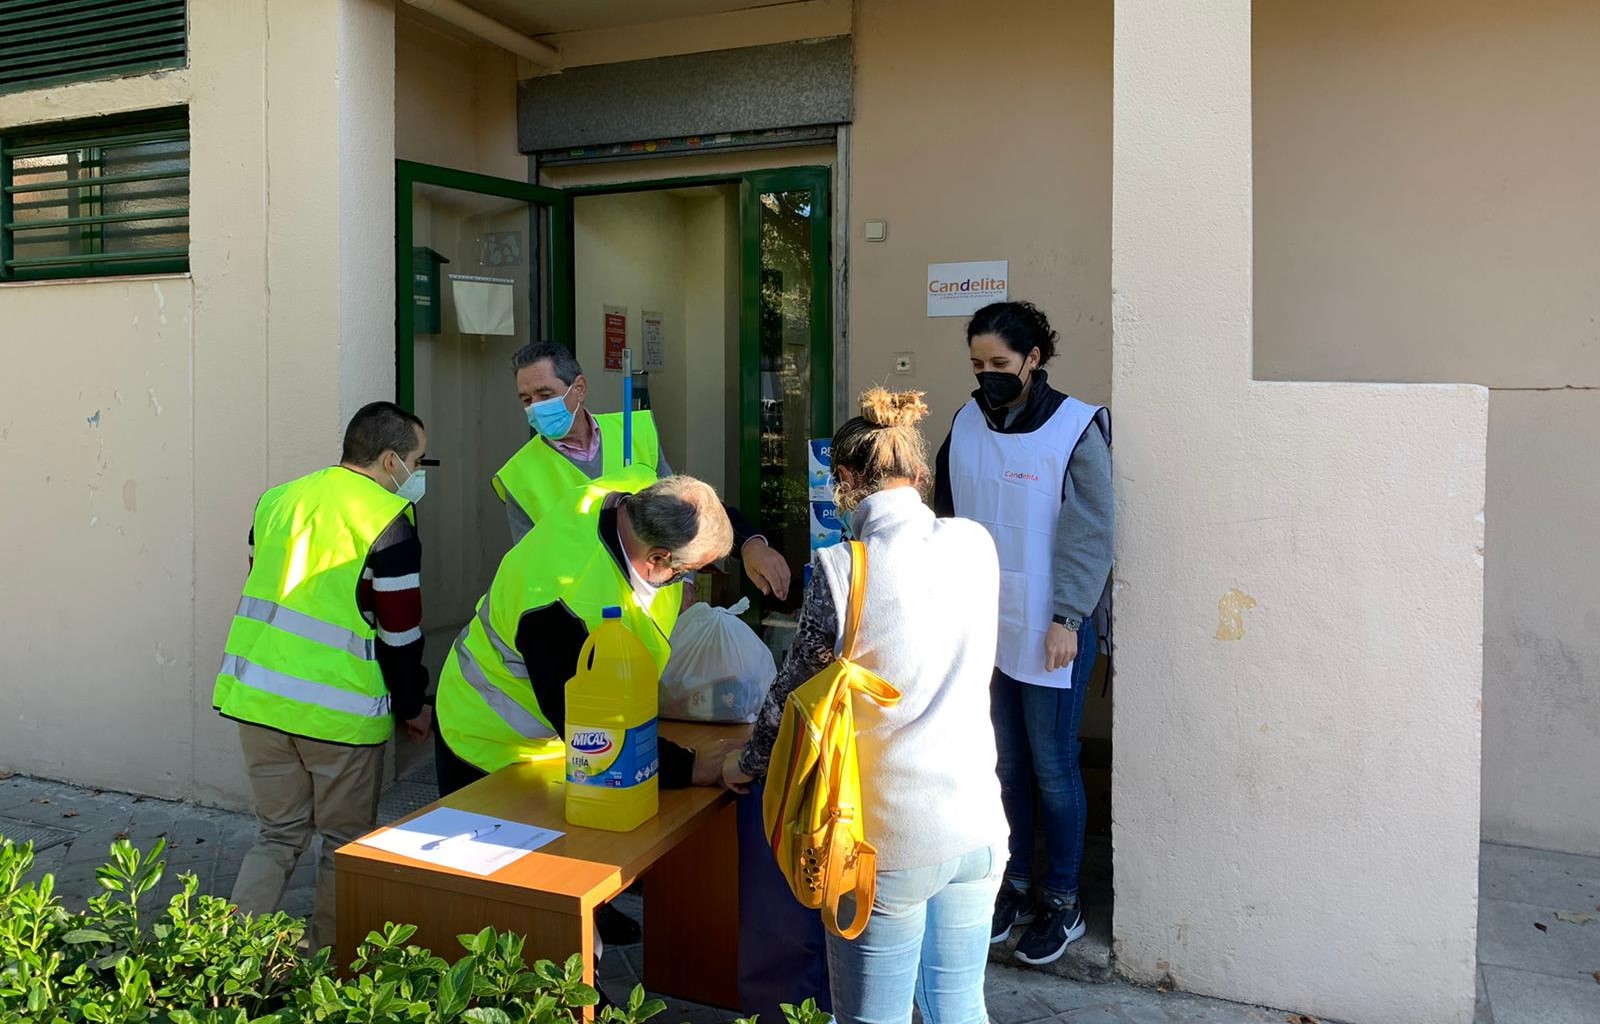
[436,487,680,774]
[491,411,660,527]
[214,467,410,745]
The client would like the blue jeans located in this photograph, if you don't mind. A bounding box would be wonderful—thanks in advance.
[736,781,831,1021]
[825,844,1005,1024]
[990,619,1098,897]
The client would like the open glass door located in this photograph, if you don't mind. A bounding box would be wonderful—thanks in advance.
[395,161,571,661]
[740,168,833,650]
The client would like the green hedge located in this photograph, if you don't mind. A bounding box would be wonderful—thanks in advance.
[0,836,828,1024]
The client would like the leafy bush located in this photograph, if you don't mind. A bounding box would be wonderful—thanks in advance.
[0,836,675,1024]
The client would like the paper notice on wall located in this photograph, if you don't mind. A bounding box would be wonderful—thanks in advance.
[926,260,1008,318]
[451,275,516,335]
[604,305,628,372]
[642,310,665,371]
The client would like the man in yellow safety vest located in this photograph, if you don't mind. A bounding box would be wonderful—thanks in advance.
[214,401,434,952]
[434,475,741,946]
[494,342,792,601]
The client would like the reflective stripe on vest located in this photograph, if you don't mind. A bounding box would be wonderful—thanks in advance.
[219,654,392,719]
[475,597,525,675]
[491,411,661,527]
[234,596,376,662]
[435,488,678,774]
[447,632,551,743]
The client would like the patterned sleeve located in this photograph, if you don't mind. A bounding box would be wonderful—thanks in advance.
[365,514,427,722]
[738,574,840,780]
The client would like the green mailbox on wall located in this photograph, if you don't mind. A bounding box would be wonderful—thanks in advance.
[412,247,449,335]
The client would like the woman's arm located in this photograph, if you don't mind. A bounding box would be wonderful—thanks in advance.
[1052,423,1115,627]
[736,575,840,780]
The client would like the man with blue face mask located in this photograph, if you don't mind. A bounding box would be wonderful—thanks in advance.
[215,401,435,952]
[493,342,792,602]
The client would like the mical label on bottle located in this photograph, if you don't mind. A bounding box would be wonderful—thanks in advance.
[565,720,659,788]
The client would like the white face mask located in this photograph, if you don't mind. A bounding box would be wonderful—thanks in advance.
[625,557,658,608]
[388,457,426,504]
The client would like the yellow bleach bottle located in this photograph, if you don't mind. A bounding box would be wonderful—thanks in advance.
[564,606,660,831]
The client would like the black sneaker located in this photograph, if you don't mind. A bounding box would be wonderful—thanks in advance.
[990,882,1035,944]
[596,902,642,946]
[1013,894,1086,966]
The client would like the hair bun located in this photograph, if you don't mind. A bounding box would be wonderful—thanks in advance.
[859,387,929,429]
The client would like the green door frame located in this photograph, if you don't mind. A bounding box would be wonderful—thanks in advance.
[394,159,572,410]
[560,165,834,530]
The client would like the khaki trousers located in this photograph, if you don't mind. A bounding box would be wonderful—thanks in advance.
[229,722,384,952]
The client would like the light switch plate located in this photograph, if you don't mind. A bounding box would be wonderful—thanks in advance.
[865,219,888,242]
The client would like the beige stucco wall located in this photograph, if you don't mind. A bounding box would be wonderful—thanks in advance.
[1114,3,1485,1023]
[1252,0,1600,855]
[396,13,524,179]
[0,280,197,792]
[574,191,689,426]
[1483,391,1600,854]
[848,0,1111,427]
[1,0,398,809]
[682,190,741,496]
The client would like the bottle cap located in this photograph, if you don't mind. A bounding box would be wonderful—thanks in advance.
[602,606,622,619]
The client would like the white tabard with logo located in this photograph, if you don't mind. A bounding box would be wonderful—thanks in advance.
[949,396,1104,688]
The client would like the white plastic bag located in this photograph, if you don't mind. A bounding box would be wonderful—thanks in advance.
[660,598,777,723]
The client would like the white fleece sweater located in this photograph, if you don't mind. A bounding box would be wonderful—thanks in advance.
[813,486,1010,872]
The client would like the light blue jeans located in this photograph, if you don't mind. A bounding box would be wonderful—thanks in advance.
[826,844,1005,1024]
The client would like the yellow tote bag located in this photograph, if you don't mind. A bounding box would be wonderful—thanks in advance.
[762,541,901,939]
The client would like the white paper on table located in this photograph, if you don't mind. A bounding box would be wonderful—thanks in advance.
[354,808,561,876]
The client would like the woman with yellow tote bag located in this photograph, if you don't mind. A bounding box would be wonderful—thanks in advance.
[724,389,1009,1024]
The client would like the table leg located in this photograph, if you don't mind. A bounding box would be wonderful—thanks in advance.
[642,802,740,1009]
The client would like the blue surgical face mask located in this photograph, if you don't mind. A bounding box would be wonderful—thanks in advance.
[528,385,575,439]
[388,458,426,504]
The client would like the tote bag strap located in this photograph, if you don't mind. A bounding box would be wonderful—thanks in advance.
[818,712,876,941]
[839,540,868,660]
[821,835,877,941]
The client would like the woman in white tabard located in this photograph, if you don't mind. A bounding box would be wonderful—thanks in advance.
[724,388,1010,1024]
[932,300,1114,968]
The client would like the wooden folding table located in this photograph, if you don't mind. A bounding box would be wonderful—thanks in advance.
[335,721,747,1009]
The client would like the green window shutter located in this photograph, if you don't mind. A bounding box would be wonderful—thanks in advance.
[2,110,190,281]
[0,0,187,95]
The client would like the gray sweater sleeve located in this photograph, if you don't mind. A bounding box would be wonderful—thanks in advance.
[1052,423,1114,626]
[506,494,534,545]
